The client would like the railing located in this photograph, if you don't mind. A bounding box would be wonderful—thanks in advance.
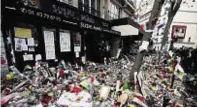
[57,1,120,20]
[78,4,120,20]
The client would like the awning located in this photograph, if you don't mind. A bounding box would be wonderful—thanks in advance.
[111,17,144,36]
[112,25,139,36]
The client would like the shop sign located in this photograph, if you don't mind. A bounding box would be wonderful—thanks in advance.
[8,0,120,35]
[19,7,63,23]
[52,4,79,21]
[52,4,109,28]
[19,0,110,28]
[80,22,102,31]
[80,22,120,35]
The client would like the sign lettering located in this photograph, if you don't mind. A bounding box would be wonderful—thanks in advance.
[16,1,120,35]
[52,5,77,20]
[20,7,62,23]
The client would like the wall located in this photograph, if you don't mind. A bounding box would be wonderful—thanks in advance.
[137,0,154,16]
[173,11,197,23]
[72,0,78,8]
[121,10,129,18]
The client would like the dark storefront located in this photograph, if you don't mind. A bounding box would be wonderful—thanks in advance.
[2,0,120,71]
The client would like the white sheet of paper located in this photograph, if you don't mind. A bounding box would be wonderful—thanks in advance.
[57,91,92,107]
[44,31,56,60]
[74,46,81,52]
[29,47,35,52]
[27,38,35,46]
[60,32,71,52]
[99,86,110,100]
[141,41,149,49]
[116,48,121,59]
[22,44,28,51]
[81,56,86,64]
[139,41,149,52]
[23,54,33,61]
[116,80,121,93]
[35,54,42,61]
[168,51,173,57]
[75,52,79,58]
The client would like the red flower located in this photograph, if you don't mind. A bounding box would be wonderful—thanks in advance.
[90,77,94,83]
[136,96,144,101]
[72,86,81,95]
[140,25,145,32]
[40,96,52,105]
[0,59,6,65]
[59,70,64,78]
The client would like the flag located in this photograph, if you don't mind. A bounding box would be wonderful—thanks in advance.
[80,80,89,89]
[174,64,186,80]
[158,23,165,29]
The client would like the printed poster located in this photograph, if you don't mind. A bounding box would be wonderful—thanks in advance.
[44,30,56,60]
[14,27,32,38]
[60,32,71,52]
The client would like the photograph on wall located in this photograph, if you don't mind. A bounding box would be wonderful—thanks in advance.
[14,38,26,52]
[44,30,56,60]
[60,31,71,52]
[171,25,187,39]
[73,32,81,52]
